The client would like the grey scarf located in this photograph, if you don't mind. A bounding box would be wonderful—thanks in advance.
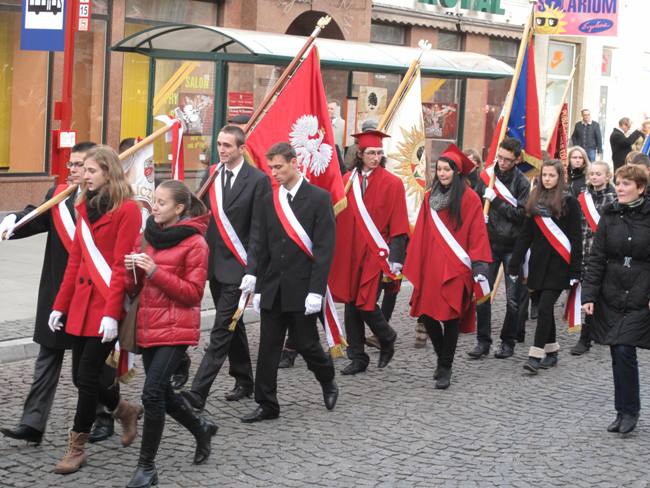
[429,182,451,211]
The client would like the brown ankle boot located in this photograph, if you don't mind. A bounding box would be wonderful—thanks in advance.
[54,430,89,474]
[112,399,143,447]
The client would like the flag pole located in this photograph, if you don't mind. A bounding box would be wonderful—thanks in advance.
[196,15,333,199]
[483,2,536,216]
[544,65,576,152]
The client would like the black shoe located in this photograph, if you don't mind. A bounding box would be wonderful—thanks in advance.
[619,413,639,434]
[433,367,439,380]
[530,303,538,320]
[278,349,297,369]
[523,357,541,374]
[126,415,163,488]
[341,361,367,376]
[321,381,339,411]
[516,334,525,344]
[179,390,205,411]
[168,398,218,465]
[224,385,253,402]
[570,341,590,356]
[126,464,159,488]
[241,406,280,424]
[539,351,558,369]
[377,336,396,368]
[467,343,490,359]
[607,414,622,433]
[434,367,452,389]
[88,415,114,443]
[494,343,514,359]
[0,424,42,445]
[170,352,191,389]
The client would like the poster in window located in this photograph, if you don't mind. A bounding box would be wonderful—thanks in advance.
[422,103,457,139]
[357,86,387,132]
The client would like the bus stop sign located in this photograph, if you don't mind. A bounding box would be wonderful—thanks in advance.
[21,0,66,51]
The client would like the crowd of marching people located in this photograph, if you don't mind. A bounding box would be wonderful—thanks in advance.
[0,111,649,487]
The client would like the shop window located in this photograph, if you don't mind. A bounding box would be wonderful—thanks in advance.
[0,6,49,173]
[350,71,401,133]
[437,31,461,51]
[421,76,460,174]
[601,47,612,77]
[120,22,151,143]
[544,41,575,144]
[370,22,406,46]
[125,0,218,24]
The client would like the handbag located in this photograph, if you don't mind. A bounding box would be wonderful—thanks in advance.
[118,237,147,354]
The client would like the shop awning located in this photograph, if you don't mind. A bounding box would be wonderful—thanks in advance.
[112,24,513,80]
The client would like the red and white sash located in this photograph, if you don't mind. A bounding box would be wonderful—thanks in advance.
[480,166,517,207]
[51,185,76,253]
[209,164,248,267]
[427,204,491,303]
[578,191,600,233]
[533,215,581,329]
[271,185,346,352]
[348,168,397,279]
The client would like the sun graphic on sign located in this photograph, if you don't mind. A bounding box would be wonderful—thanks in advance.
[534,5,567,35]
[387,125,426,208]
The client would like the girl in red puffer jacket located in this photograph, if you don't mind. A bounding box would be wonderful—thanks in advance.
[124,180,216,488]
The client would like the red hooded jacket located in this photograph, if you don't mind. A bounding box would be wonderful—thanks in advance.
[126,214,209,348]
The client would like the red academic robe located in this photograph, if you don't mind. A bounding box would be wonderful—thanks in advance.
[403,188,491,333]
[329,166,410,311]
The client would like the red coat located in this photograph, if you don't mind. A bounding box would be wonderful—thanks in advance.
[53,199,141,337]
[403,189,491,332]
[126,215,209,348]
[329,166,410,310]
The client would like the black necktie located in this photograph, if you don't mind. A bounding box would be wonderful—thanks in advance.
[223,170,233,202]
[362,174,368,196]
[287,193,293,205]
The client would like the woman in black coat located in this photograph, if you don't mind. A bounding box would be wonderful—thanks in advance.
[567,146,589,197]
[509,159,582,373]
[582,164,650,435]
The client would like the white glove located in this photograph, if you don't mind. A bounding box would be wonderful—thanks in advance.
[569,279,579,287]
[475,274,488,283]
[508,275,519,282]
[48,310,63,332]
[484,214,489,224]
[389,262,403,275]
[483,187,497,202]
[304,293,323,315]
[239,274,257,294]
[252,293,261,313]
[98,316,118,343]
[0,214,17,241]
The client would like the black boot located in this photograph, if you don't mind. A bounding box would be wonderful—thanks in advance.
[523,357,541,374]
[539,351,558,369]
[170,352,191,389]
[168,398,218,465]
[126,415,164,488]
[435,367,452,389]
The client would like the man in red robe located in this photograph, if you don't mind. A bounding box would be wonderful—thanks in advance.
[329,131,409,375]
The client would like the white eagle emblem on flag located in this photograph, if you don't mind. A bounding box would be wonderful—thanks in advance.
[289,114,333,177]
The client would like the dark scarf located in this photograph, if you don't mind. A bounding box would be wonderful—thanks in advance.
[569,166,586,181]
[144,216,199,250]
[429,182,451,211]
[86,189,111,223]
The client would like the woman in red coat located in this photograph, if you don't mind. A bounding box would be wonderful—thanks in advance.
[404,144,491,389]
[124,180,215,488]
[48,146,143,474]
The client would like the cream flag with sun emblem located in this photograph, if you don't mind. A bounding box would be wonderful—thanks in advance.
[382,69,427,230]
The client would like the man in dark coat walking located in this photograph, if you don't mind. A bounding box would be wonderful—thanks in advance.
[610,117,644,170]
[0,142,116,445]
[570,109,603,162]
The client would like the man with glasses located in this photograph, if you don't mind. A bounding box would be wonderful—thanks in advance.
[0,142,120,445]
[330,130,409,376]
[468,137,530,360]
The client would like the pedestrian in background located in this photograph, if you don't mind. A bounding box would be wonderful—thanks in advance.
[582,164,650,435]
[570,108,602,162]
[125,180,217,488]
[610,118,644,171]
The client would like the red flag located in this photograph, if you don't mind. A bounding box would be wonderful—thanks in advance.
[547,102,569,167]
[245,47,345,212]
[484,112,504,170]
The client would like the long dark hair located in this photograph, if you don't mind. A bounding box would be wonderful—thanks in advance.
[158,180,207,218]
[525,159,566,218]
[434,157,466,230]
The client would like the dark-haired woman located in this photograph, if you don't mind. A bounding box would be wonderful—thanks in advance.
[508,160,582,373]
[582,165,650,435]
[404,145,491,389]
[49,146,143,474]
[124,180,217,488]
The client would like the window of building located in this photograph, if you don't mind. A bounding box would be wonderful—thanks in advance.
[544,41,576,143]
[370,22,406,46]
[125,0,218,24]
[437,31,462,51]
[601,47,612,77]
[0,4,49,173]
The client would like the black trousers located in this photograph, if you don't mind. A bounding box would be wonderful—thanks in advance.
[611,345,641,415]
[532,289,562,349]
[255,294,335,414]
[141,346,189,420]
[71,336,120,433]
[344,301,396,367]
[190,278,254,400]
[380,281,399,323]
[421,316,459,369]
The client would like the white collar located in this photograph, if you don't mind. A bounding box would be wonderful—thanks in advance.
[281,176,304,199]
[361,168,374,177]
[224,158,245,179]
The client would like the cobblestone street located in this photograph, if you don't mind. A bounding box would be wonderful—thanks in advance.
[1,294,649,487]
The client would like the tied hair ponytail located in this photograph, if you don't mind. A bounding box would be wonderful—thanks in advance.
[158,180,207,218]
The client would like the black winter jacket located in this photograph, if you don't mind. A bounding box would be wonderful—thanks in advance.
[508,194,582,291]
[475,165,530,249]
[582,199,650,348]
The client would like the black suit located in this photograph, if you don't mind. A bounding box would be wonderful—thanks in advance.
[254,180,336,414]
[610,128,643,170]
[10,188,115,432]
[190,161,271,401]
